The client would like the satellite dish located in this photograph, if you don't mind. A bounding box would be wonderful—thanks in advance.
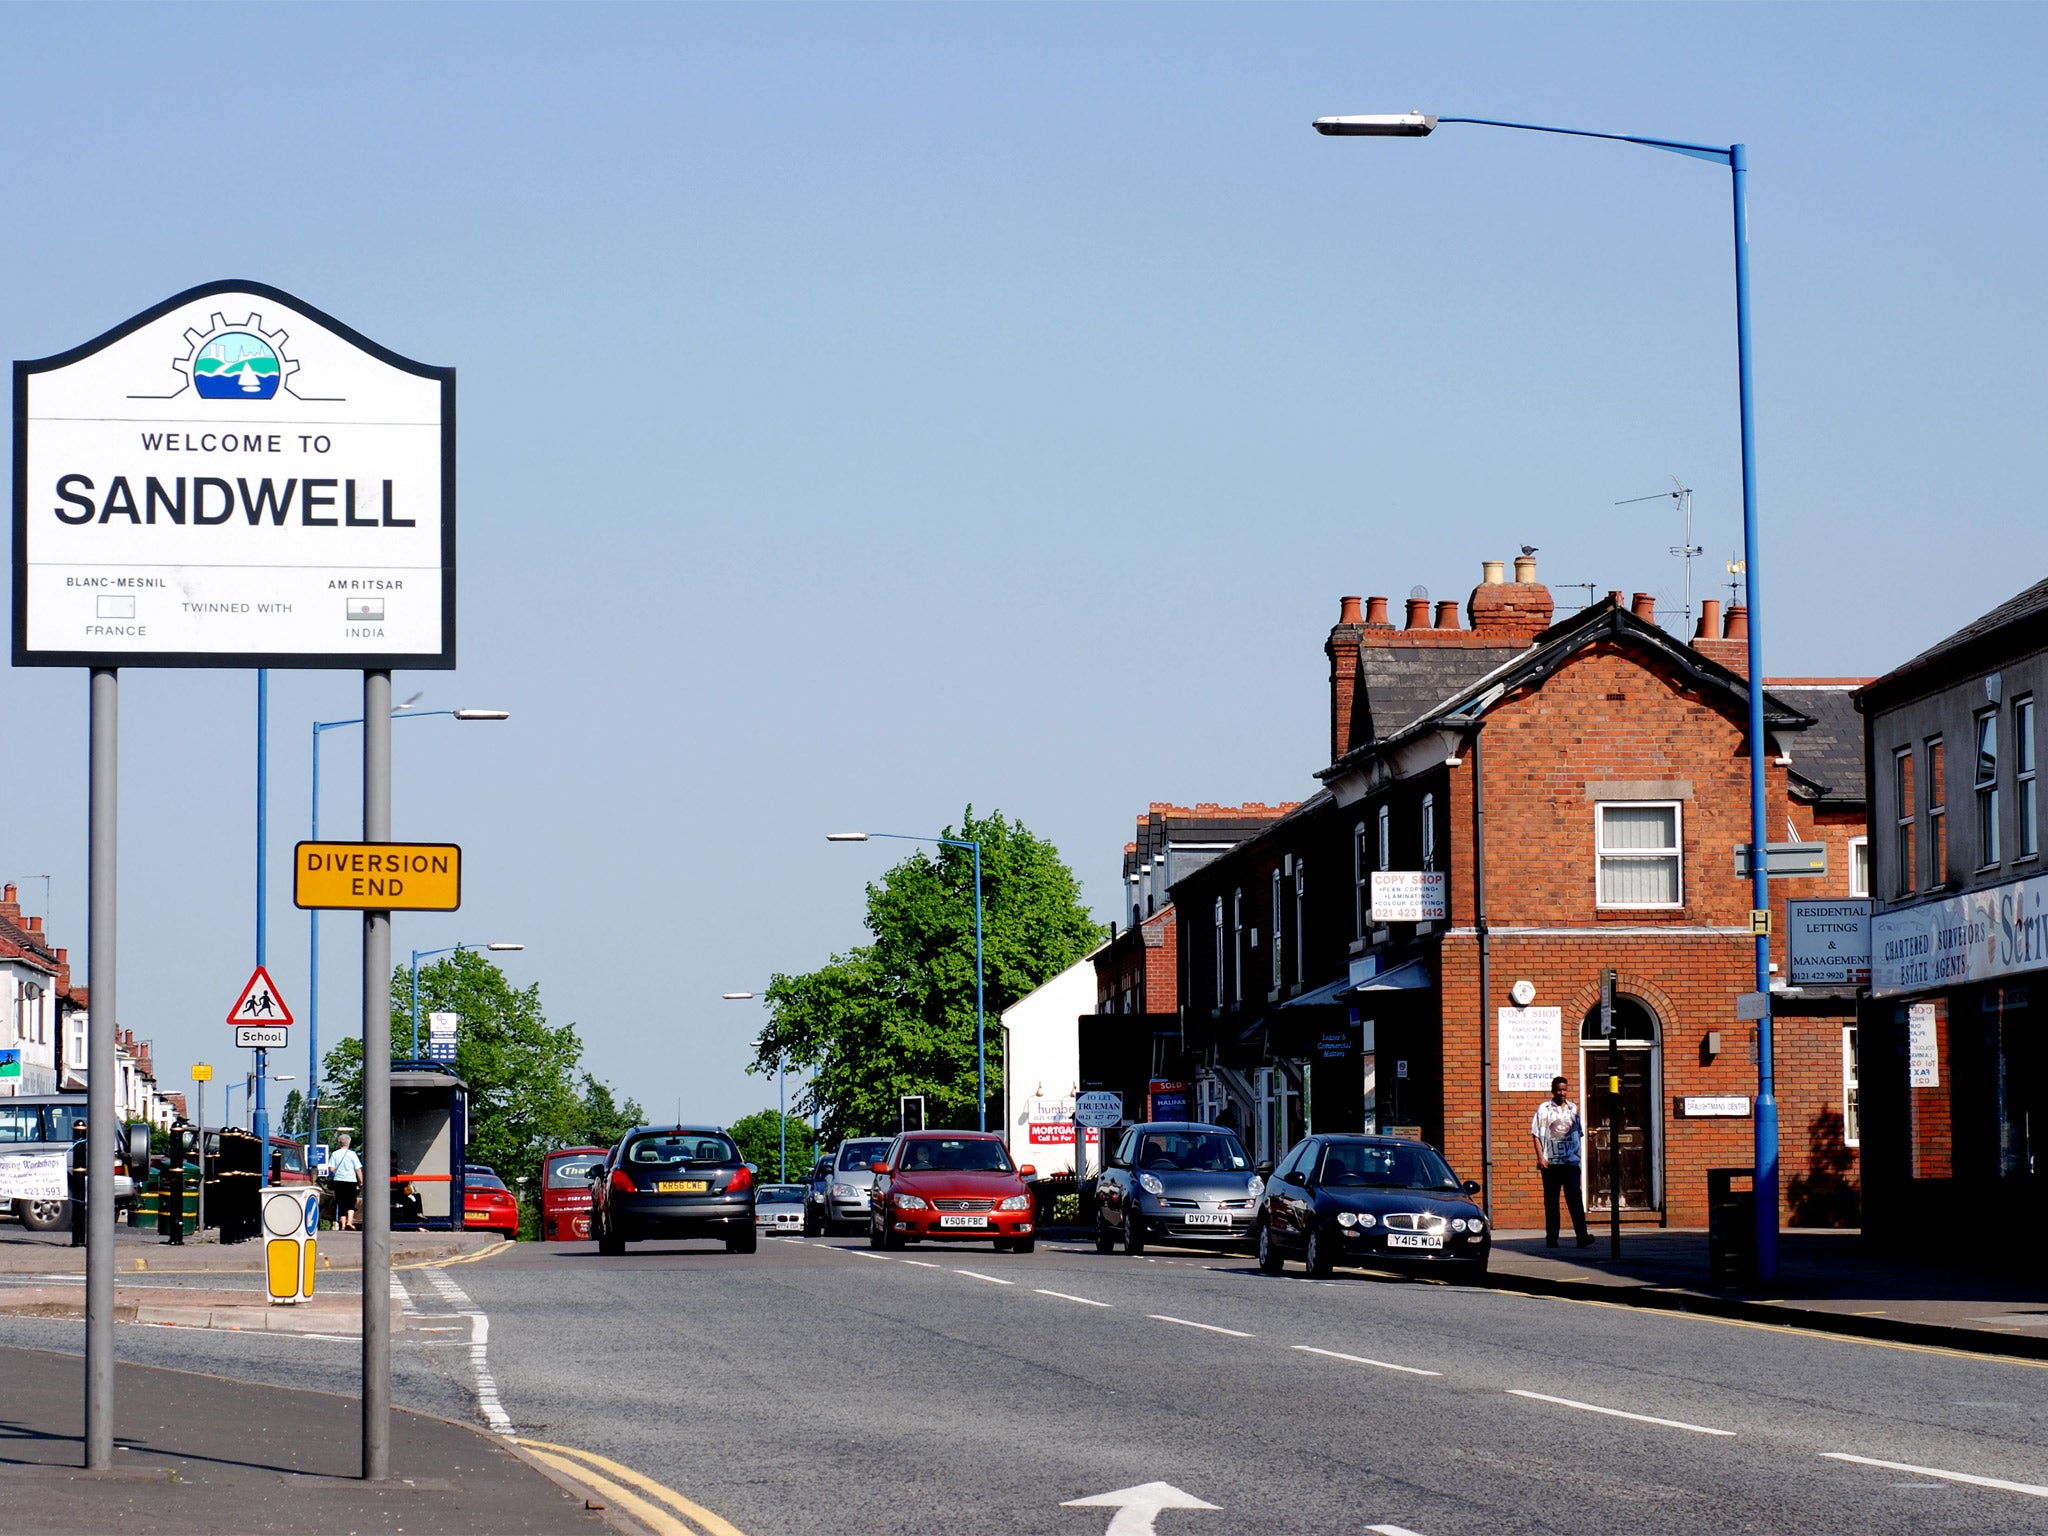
[1408,584,1429,602]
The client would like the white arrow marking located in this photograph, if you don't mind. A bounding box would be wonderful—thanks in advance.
[1062,1481,1220,1535]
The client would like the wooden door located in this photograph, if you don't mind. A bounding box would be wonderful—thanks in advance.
[1585,1050,1656,1212]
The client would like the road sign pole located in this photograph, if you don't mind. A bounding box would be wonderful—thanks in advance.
[253,670,269,1153]
[85,666,117,1469]
[361,669,392,1482]
[195,1077,206,1238]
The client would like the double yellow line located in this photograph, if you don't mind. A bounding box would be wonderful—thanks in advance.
[520,1438,749,1536]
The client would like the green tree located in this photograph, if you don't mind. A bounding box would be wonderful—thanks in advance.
[280,1088,307,1137]
[752,808,1103,1142]
[728,1108,817,1183]
[574,1074,645,1150]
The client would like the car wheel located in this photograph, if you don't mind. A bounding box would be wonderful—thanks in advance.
[597,1214,625,1257]
[1449,1257,1489,1285]
[19,1198,69,1233]
[1122,1210,1145,1256]
[1094,1214,1115,1254]
[1304,1225,1333,1278]
[1257,1220,1285,1275]
[883,1221,906,1250]
[867,1215,884,1249]
[992,1237,1013,1253]
[727,1226,758,1254]
[1012,1237,1035,1255]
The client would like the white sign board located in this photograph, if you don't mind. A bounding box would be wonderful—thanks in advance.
[1074,1091,1124,1128]
[1870,870,2048,997]
[235,1024,289,1049]
[1680,1096,1752,1117]
[1497,1006,1562,1092]
[1372,870,1447,923]
[428,1011,459,1039]
[15,280,454,669]
[1908,1002,1941,1088]
[0,1152,67,1201]
[1787,899,1872,985]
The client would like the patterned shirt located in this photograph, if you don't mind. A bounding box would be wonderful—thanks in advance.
[1530,1099,1584,1166]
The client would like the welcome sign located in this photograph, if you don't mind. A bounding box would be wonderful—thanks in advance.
[14,280,454,668]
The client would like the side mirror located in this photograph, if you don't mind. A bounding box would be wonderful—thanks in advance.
[1256,1160,1275,1180]
[1464,1180,1483,1196]
[1018,1164,1036,1178]
[870,1162,889,1175]
[125,1122,152,1168]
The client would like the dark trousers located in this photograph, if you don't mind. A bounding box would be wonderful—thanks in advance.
[1542,1162,1589,1244]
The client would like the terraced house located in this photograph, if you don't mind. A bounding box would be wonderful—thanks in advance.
[1162,556,1870,1230]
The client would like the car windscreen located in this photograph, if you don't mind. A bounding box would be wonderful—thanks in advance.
[1315,1141,1462,1192]
[46,1104,86,1144]
[626,1134,738,1167]
[1133,1131,1250,1174]
[838,1140,892,1172]
[759,1185,805,1203]
[547,1156,604,1187]
[897,1138,1014,1174]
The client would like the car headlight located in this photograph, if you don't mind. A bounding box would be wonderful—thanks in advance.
[1137,1173,1164,1196]
[1466,1214,1486,1232]
[894,1195,928,1210]
[1246,1175,1264,1199]
[1337,1211,1358,1228]
[1451,1218,1467,1233]
[1357,1212,1377,1227]
[832,1183,860,1199]
[998,1193,1032,1211]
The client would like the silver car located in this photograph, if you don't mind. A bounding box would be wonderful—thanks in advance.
[754,1183,809,1235]
[1093,1122,1262,1254]
[816,1137,895,1236]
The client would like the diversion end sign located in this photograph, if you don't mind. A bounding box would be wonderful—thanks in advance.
[294,841,460,911]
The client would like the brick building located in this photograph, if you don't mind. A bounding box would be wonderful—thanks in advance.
[1163,556,1869,1229]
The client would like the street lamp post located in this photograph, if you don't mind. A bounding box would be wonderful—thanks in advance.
[829,830,986,1132]
[411,943,525,1058]
[727,995,791,1181]
[1314,109,1778,1282]
[306,706,509,1154]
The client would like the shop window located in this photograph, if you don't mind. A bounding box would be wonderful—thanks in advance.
[1975,711,2000,867]
[1926,736,1946,885]
[1892,748,1915,897]
[2016,696,2037,860]
[1596,802,1682,907]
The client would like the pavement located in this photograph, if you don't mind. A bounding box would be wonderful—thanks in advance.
[0,1344,626,1535]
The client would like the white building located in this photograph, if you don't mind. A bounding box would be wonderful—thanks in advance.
[999,950,1104,1177]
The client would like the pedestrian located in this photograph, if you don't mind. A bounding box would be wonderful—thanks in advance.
[330,1132,362,1231]
[1530,1075,1594,1249]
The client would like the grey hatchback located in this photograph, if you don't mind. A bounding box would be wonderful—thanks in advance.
[590,1125,756,1255]
[1093,1122,1261,1254]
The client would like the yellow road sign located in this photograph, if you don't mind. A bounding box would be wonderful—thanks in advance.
[1750,908,1773,936]
[191,1064,213,1082]
[293,841,462,912]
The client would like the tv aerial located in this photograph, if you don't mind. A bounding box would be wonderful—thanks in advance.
[1617,477,1699,634]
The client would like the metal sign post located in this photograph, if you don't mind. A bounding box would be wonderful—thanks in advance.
[1600,968,1620,1261]
[361,670,392,1481]
[85,667,116,1468]
[193,1064,213,1237]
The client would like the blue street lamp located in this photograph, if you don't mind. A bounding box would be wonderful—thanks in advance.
[829,830,986,1132]
[411,943,525,1058]
[1315,109,1778,1282]
[305,706,509,1153]
[725,995,806,1182]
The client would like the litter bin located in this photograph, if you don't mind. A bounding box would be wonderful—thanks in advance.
[1706,1167,1756,1288]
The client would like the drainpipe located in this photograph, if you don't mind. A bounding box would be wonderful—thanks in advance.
[1472,724,1494,1218]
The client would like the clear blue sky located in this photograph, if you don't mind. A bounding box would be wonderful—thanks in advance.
[3,3,2042,1128]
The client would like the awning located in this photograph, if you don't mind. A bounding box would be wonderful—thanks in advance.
[1349,958,1431,993]
[1280,975,1353,1009]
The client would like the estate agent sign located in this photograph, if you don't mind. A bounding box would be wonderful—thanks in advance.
[1786,899,1871,986]
[14,280,454,669]
[1871,871,2048,998]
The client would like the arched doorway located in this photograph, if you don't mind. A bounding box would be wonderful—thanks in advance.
[1579,997,1661,1213]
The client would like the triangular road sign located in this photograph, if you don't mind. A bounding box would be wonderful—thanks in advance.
[227,966,294,1026]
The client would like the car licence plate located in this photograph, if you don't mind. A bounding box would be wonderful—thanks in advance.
[1387,1232,1441,1249]
[656,1180,708,1194]
[939,1213,988,1228]
[1183,1211,1232,1226]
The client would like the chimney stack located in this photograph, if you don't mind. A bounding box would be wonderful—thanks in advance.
[1690,600,1749,675]
[1364,596,1390,626]
[1465,554,1554,644]
[1326,595,1367,764]
[1631,592,1657,624]
[1434,600,1460,630]
[1405,597,1431,629]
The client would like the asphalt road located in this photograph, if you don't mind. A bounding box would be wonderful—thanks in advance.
[7,1234,2048,1534]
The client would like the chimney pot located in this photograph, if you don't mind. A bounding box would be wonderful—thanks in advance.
[2,884,13,904]
[1434,600,1460,629]
[1631,592,1657,624]
[1338,595,1363,625]
[1404,597,1432,629]
[1723,604,1749,640]
[27,916,41,933]
[1695,598,1723,640]
[1514,554,1538,583]
[1364,596,1390,626]
[1481,559,1506,586]
[1607,590,1624,607]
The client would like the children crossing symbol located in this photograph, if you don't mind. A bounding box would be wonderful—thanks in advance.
[227,966,295,1028]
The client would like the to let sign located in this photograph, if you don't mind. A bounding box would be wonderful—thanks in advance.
[1371,871,1447,923]
[294,841,461,911]
[1786,899,1871,985]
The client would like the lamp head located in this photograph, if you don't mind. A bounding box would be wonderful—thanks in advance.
[722,992,757,1001]
[1313,112,1437,137]
[825,832,870,842]
[485,943,524,952]
[453,709,511,721]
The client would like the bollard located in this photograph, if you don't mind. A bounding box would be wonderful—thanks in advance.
[161,1162,185,1245]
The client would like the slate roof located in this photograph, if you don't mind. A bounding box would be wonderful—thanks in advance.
[1358,647,1526,742]
[1769,684,1867,806]
[1861,575,2048,708]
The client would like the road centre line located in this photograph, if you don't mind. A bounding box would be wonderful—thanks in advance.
[900,1260,942,1268]
[1367,1526,1431,1535]
[1037,1289,1113,1308]
[955,1269,1015,1285]
[1507,1389,1734,1437]
[522,1437,749,1536]
[1149,1313,1253,1338]
[1292,1345,1441,1377]
[1822,1453,2048,1498]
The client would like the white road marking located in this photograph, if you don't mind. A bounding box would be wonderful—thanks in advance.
[1037,1289,1113,1308]
[1507,1389,1734,1436]
[1063,1480,1220,1534]
[1368,1526,1432,1535]
[424,1268,513,1435]
[1148,1314,1252,1338]
[900,1259,942,1268]
[955,1269,1015,1285]
[849,1250,886,1259]
[1823,1453,2048,1498]
[1292,1345,1441,1377]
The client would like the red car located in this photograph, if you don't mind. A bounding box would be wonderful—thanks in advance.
[541,1145,608,1241]
[868,1131,1037,1252]
[463,1169,520,1238]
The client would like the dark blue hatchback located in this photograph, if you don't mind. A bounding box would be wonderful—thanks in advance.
[1254,1134,1490,1282]
[591,1126,757,1255]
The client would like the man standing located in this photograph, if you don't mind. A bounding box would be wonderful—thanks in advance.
[1530,1075,1593,1249]
[329,1131,363,1231]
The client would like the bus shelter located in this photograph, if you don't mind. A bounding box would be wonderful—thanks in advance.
[390,1064,469,1231]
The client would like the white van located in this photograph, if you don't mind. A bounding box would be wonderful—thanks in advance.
[0,1096,139,1230]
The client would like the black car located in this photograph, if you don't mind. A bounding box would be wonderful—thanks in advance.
[1093,1121,1261,1254]
[590,1125,757,1256]
[1255,1134,1489,1281]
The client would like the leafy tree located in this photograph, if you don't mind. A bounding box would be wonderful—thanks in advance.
[321,951,641,1190]
[752,808,1103,1143]
[728,1108,817,1183]
[280,1089,307,1137]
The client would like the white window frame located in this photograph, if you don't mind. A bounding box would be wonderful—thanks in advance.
[1892,746,1915,897]
[1847,835,1870,898]
[1975,710,2001,868]
[1377,804,1391,871]
[1595,800,1684,909]
[1842,1025,1861,1148]
[1294,859,1307,985]
[1352,822,1368,936]
[1420,792,1437,873]
[1232,888,1244,1004]
[1270,868,1284,990]
[1212,895,1225,1006]
[2018,695,2038,860]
